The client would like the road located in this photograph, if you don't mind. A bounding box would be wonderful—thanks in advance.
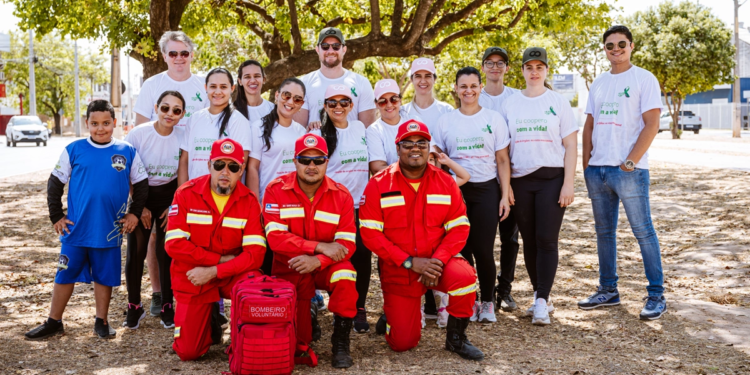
[0,136,83,178]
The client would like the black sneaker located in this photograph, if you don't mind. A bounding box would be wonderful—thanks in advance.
[210,303,224,345]
[311,303,321,342]
[94,317,116,339]
[498,293,518,311]
[160,303,175,329]
[353,308,369,333]
[123,303,146,329]
[25,318,64,340]
[375,314,387,335]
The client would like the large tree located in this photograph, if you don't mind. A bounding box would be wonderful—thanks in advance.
[626,1,734,139]
[9,0,612,92]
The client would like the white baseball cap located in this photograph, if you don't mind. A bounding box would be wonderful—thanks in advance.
[374,79,400,99]
[409,57,437,76]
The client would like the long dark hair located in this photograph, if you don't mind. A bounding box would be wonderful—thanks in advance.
[318,108,339,155]
[156,90,186,108]
[259,77,306,152]
[233,60,265,120]
[205,68,235,138]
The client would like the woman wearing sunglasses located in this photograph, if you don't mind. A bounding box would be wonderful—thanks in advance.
[432,67,511,324]
[366,79,423,174]
[234,60,275,124]
[123,91,186,330]
[309,84,372,333]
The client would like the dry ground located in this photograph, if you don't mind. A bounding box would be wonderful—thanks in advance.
[1,161,749,375]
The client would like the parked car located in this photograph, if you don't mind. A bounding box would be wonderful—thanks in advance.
[5,115,49,147]
[659,111,702,134]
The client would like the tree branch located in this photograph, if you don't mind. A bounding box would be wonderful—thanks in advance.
[287,0,303,54]
[370,0,381,35]
[392,0,404,36]
[235,0,276,25]
[426,0,448,26]
[422,0,493,42]
[404,0,435,47]
[326,16,369,27]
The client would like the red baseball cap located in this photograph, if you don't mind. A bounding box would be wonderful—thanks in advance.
[295,134,328,157]
[210,138,245,165]
[395,120,431,144]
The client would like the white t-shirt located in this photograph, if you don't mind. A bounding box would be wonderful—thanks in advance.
[246,99,275,124]
[402,99,454,129]
[500,90,579,178]
[478,86,520,113]
[180,108,252,180]
[310,121,368,209]
[134,72,208,127]
[249,120,307,199]
[585,66,662,169]
[365,113,423,166]
[124,122,185,186]
[300,69,376,126]
[432,108,510,183]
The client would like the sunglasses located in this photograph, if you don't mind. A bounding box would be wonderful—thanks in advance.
[483,60,507,68]
[605,41,630,51]
[319,43,343,51]
[296,156,328,165]
[398,140,429,150]
[159,105,183,116]
[212,160,242,173]
[167,50,191,58]
[280,91,305,105]
[376,96,401,107]
[325,98,352,109]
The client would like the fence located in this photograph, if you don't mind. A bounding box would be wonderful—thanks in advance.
[679,103,750,130]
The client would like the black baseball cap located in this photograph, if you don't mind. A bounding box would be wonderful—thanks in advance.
[482,47,509,63]
[522,47,548,65]
[317,27,345,45]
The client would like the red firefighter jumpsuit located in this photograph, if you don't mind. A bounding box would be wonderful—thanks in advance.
[262,172,358,345]
[165,175,266,361]
[360,163,477,352]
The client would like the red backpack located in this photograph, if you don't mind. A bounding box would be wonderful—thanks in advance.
[226,274,298,375]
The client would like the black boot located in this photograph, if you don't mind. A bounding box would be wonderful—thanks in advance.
[311,303,321,342]
[445,315,484,361]
[375,314,387,335]
[331,315,353,368]
[210,302,223,345]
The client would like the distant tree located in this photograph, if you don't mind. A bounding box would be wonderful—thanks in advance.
[556,26,609,90]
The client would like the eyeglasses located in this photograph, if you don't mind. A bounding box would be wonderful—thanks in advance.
[605,41,630,51]
[325,98,351,109]
[319,43,343,51]
[398,140,429,150]
[483,60,507,68]
[167,50,191,58]
[296,156,328,165]
[280,91,305,105]
[212,160,242,173]
[159,105,183,116]
[376,96,401,107]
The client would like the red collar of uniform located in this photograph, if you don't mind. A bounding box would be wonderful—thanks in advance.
[280,172,339,201]
[391,162,436,183]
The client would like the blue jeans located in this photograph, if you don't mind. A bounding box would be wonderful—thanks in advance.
[584,166,664,297]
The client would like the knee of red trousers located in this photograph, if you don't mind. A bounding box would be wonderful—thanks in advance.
[382,292,421,352]
[440,258,479,319]
[320,262,358,319]
[172,303,212,361]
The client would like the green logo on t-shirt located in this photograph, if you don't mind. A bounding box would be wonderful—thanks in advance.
[618,87,630,98]
[361,136,366,145]
[193,92,203,102]
[545,106,557,116]
[351,87,358,97]
[480,124,492,133]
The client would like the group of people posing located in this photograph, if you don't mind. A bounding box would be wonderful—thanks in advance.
[24,24,667,369]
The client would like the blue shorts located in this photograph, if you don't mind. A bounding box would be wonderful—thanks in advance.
[55,244,122,287]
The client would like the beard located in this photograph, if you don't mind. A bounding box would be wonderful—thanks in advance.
[217,185,231,195]
[322,56,341,69]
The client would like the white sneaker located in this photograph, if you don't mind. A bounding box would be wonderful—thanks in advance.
[436,292,449,328]
[478,301,497,323]
[525,292,555,316]
[420,305,426,329]
[532,298,551,325]
[469,301,481,322]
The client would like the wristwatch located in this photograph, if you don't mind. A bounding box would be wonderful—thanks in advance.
[624,160,635,170]
[403,256,413,269]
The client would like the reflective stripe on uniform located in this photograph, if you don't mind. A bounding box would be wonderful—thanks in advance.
[165,229,190,242]
[359,219,384,231]
[222,217,247,229]
[264,221,289,234]
[380,196,405,208]
[334,232,356,243]
[186,213,213,225]
[280,207,305,219]
[386,323,391,335]
[427,194,451,205]
[330,269,357,283]
[444,216,470,231]
[243,235,266,247]
[448,283,478,297]
[174,327,181,338]
[314,210,340,225]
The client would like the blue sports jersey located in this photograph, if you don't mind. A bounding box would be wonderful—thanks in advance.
[52,138,148,248]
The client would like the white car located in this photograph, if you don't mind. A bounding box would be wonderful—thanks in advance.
[659,111,702,134]
[5,115,49,147]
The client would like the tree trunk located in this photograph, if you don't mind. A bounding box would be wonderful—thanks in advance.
[671,98,682,140]
[131,51,168,81]
[53,113,62,135]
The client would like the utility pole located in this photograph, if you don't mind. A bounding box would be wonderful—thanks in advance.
[110,47,122,139]
[126,53,132,127]
[28,30,36,115]
[74,40,81,137]
[733,0,743,138]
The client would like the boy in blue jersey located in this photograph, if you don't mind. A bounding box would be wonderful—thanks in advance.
[24,100,150,340]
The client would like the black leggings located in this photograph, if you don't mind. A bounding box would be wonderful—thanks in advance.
[125,181,176,307]
[459,180,500,303]
[350,209,373,309]
[496,210,519,296]
[511,167,566,302]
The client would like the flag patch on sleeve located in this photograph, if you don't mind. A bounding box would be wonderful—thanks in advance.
[265,203,279,214]
[168,205,178,217]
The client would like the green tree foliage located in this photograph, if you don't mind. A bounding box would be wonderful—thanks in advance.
[556,26,610,90]
[2,31,108,134]
[626,1,734,139]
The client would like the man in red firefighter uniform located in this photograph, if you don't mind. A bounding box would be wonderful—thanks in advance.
[262,133,358,369]
[360,120,484,361]
[165,138,266,361]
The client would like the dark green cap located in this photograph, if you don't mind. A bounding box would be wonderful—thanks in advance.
[522,47,548,65]
[317,27,345,45]
[482,47,509,63]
